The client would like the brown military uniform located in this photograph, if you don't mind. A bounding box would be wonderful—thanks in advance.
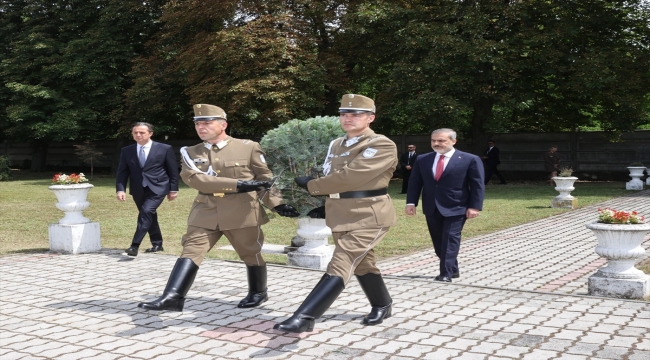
[179,136,282,266]
[306,129,398,284]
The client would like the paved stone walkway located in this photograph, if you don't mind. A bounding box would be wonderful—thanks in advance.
[1,190,649,359]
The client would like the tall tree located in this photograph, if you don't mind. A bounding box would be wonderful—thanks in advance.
[342,0,650,148]
[125,0,348,138]
[0,0,165,171]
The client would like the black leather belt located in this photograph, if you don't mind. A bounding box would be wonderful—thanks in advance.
[338,188,387,199]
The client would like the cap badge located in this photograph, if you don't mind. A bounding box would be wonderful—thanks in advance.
[348,94,354,98]
[198,111,202,115]
[197,104,201,108]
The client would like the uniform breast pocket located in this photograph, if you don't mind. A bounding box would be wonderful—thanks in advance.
[223,160,249,178]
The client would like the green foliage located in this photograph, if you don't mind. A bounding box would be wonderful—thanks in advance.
[260,116,344,215]
[0,155,12,181]
[558,167,574,177]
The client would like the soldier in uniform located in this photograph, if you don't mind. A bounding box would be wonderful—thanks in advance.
[274,94,398,333]
[138,104,299,312]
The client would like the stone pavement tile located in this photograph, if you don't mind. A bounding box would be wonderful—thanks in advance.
[565,342,600,356]
[347,353,391,360]
[469,341,504,355]
[629,350,650,360]
[617,326,648,337]
[520,349,558,360]
[553,329,585,340]
[419,335,455,347]
[55,349,106,360]
[35,344,86,359]
[372,340,411,354]
[292,343,342,358]
[78,353,123,360]
[3,337,52,351]
[594,346,632,359]
[453,352,489,360]
[493,345,531,358]
[395,330,431,343]
[346,337,387,350]
[326,333,365,346]
[395,344,435,358]
[321,347,365,360]
[526,326,560,337]
[579,332,612,344]
[422,347,462,359]
[2,350,47,360]
[552,354,589,360]
[635,338,650,350]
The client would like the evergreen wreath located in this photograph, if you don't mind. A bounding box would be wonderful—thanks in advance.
[261,116,345,216]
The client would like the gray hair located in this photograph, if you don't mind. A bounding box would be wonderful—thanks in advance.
[132,122,154,133]
[431,128,457,141]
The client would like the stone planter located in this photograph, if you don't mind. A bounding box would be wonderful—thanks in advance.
[626,166,645,190]
[551,176,578,209]
[287,217,333,270]
[646,167,650,186]
[48,183,100,254]
[586,222,650,299]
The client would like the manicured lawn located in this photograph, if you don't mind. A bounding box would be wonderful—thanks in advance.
[0,171,632,265]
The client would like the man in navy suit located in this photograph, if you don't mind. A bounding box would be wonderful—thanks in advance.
[405,128,485,282]
[116,122,179,256]
[481,140,507,185]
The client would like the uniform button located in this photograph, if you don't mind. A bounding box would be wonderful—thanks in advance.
[372,197,377,201]
[216,170,220,173]
[235,162,239,166]
[215,158,219,161]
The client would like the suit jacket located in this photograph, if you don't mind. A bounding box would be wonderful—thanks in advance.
[180,137,282,231]
[116,141,179,197]
[407,150,485,217]
[399,151,418,173]
[305,129,398,232]
[484,146,500,166]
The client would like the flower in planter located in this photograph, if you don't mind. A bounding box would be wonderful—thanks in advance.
[558,167,574,177]
[597,208,645,224]
[52,173,88,185]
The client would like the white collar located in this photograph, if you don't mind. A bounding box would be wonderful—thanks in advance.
[139,140,152,149]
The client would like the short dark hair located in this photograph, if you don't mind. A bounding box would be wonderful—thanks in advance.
[132,122,154,133]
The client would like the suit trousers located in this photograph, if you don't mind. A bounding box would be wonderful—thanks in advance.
[327,227,389,285]
[131,187,166,247]
[401,170,412,193]
[180,225,265,266]
[484,164,506,184]
[425,208,467,278]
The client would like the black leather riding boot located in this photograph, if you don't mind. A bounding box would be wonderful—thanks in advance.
[238,265,268,308]
[273,274,345,333]
[138,258,198,312]
[356,273,392,325]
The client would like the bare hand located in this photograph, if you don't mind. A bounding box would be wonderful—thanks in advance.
[405,165,412,170]
[466,208,480,219]
[405,205,417,216]
[167,192,178,201]
[116,191,126,201]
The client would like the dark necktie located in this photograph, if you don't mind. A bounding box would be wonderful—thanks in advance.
[139,146,146,167]
[435,154,445,181]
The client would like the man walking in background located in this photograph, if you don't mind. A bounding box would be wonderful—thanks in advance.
[481,140,507,185]
[400,144,418,193]
[116,122,179,257]
[405,128,484,282]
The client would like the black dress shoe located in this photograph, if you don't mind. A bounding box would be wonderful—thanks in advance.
[125,246,138,257]
[452,271,460,279]
[145,245,164,253]
[434,275,452,283]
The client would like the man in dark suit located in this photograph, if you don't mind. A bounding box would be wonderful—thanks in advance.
[481,140,507,185]
[399,144,418,193]
[116,122,179,256]
[405,128,485,282]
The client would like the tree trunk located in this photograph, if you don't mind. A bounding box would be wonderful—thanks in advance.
[111,138,125,176]
[30,139,49,172]
[470,98,494,155]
